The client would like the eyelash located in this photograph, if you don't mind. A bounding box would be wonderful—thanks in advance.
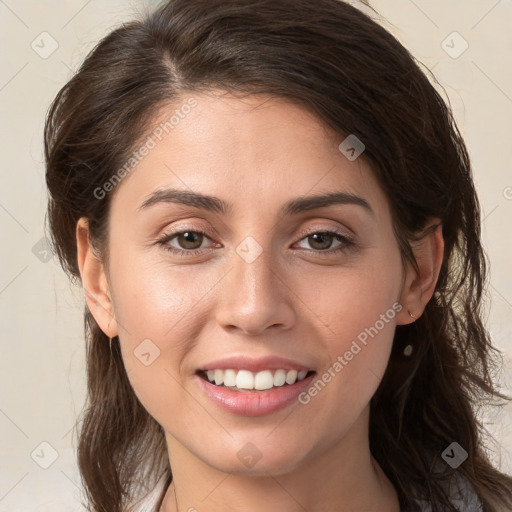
[156,226,355,258]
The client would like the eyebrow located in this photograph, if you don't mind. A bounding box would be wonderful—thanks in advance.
[139,188,374,217]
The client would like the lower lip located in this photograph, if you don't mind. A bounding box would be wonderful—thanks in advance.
[195,372,316,416]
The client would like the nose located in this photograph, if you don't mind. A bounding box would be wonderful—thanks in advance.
[215,245,296,336]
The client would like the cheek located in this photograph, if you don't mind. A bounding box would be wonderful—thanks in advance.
[301,253,402,345]
[294,258,401,413]
[107,257,221,417]
[109,255,214,340]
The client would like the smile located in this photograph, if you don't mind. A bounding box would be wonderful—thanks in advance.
[200,368,314,391]
[196,368,317,416]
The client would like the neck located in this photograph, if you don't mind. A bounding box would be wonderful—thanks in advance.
[161,407,399,512]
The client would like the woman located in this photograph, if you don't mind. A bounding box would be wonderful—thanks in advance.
[44,0,512,511]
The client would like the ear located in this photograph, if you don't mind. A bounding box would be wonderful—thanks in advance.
[76,217,118,337]
[396,219,444,325]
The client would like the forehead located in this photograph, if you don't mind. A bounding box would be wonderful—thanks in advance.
[109,91,388,220]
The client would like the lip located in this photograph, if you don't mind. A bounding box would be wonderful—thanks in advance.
[199,355,313,373]
[195,370,317,416]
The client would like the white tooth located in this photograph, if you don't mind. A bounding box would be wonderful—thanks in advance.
[297,370,308,381]
[273,369,286,387]
[236,369,254,389]
[206,370,215,382]
[214,369,224,386]
[285,369,298,385]
[223,369,237,387]
[254,370,274,390]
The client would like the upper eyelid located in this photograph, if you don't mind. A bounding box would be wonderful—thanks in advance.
[298,225,352,238]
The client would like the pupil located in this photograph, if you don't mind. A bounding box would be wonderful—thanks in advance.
[310,233,332,250]
[179,232,202,249]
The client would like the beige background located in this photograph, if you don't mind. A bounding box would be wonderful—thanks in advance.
[0,1,511,510]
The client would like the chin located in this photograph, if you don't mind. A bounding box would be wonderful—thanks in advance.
[202,439,310,477]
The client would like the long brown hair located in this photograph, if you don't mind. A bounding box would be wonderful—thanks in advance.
[44,1,512,510]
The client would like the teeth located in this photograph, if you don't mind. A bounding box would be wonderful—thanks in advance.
[273,369,286,386]
[214,369,224,386]
[203,368,311,390]
[236,370,254,389]
[223,369,237,387]
[285,369,298,385]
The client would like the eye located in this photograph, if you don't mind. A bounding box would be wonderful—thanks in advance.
[171,231,207,250]
[157,229,218,256]
[294,229,355,255]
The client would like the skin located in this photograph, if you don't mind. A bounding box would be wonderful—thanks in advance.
[76,91,444,512]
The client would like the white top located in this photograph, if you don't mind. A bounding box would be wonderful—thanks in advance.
[414,472,483,511]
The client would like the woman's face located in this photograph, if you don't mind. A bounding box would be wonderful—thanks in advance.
[88,92,415,475]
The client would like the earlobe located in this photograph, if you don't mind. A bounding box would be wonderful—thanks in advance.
[396,221,444,325]
[76,217,118,337]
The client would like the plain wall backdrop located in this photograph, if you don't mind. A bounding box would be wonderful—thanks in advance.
[0,1,511,510]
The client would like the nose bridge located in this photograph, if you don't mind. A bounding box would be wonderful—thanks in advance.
[234,240,275,300]
[215,237,295,334]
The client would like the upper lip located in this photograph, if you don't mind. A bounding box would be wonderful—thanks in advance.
[199,355,315,373]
